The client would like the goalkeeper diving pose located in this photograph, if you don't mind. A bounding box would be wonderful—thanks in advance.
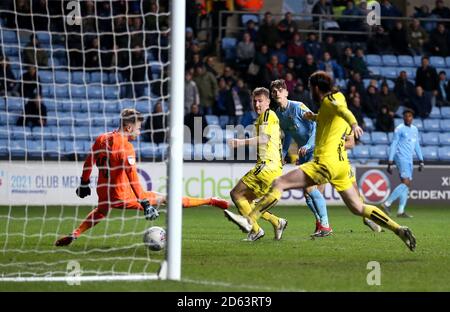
[224,71,416,251]
[55,108,228,246]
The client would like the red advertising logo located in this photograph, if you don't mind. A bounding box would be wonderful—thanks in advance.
[359,169,391,204]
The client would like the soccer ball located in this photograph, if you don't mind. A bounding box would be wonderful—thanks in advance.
[143,226,166,251]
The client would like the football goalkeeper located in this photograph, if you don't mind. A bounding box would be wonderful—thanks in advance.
[224,71,416,251]
[55,108,228,246]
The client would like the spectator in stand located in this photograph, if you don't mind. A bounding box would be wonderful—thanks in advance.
[236,32,255,71]
[436,71,450,107]
[380,0,402,31]
[346,85,359,103]
[318,51,344,81]
[375,104,395,133]
[204,56,219,77]
[245,19,258,42]
[363,85,381,118]
[410,86,432,118]
[85,37,101,71]
[32,0,50,31]
[187,53,203,71]
[367,25,391,54]
[16,95,47,127]
[184,69,200,114]
[290,80,315,111]
[413,4,437,33]
[394,71,415,109]
[278,12,298,42]
[271,40,288,65]
[379,82,399,115]
[390,21,410,55]
[216,77,230,116]
[284,72,297,95]
[185,27,195,47]
[287,32,306,65]
[23,34,48,67]
[415,56,439,97]
[351,48,369,77]
[347,72,366,98]
[12,0,32,30]
[263,55,285,87]
[193,64,218,115]
[340,46,354,78]
[257,12,280,49]
[432,0,450,25]
[129,44,147,99]
[0,56,17,96]
[322,35,339,60]
[311,0,337,30]
[407,19,429,56]
[20,66,41,100]
[348,93,365,130]
[304,33,323,62]
[285,58,297,78]
[230,79,251,125]
[429,23,449,57]
[340,0,364,32]
[184,104,207,144]
[298,54,317,88]
[219,66,237,88]
[143,102,167,144]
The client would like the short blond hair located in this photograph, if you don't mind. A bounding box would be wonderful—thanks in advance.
[252,87,270,99]
[120,108,144,128]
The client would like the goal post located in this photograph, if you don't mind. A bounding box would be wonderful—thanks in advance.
[0,0,184,283]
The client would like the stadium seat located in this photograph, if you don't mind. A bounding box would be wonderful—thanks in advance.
[90,72,108,84]
[183,143,193,160]
[103,86,120,99]
[352,145,370,159]
[439,119,450,131]
[413,55,422,67]
[380,67,397,79]
[365,54,382,66]
[74,126,91,140]
[31,126,58,140]
[241,14,259,25]
[135,100,152,113]
[430,56,445,68]
[158,143,169,158]
[219,115,230,128]
[27,140,44,158]
[441,107,450,119]
[9,140,26,157]
[363,117,374,131]
[140,142,160,158]
[64,140,86,156]
[446,56,450,67]
[205,115,220,126]
[57,112,74,126]
[0,139,8,156]
[398,55,414,67]
[213,143,230,160]
[423,119,440,132]
[61,100,81,112]
[397,67,415,79]
[87,86,103,99]
[382,55,398,66]
[0,126,8,139]
[55,85,69,98]
[70,86,87,99]
[394,118,403,128]
[221,37,237,61]
[438,146,450,161]
[10,126,32,140]
[109,72,124,84]
[428,106,441,119]
[369,145,388,159]
[371,132,389,145]
[6,97,24,112]
[72,71,89,84]
[367,66,381,76]
[44,140,61,158]
[439,133,450,146]
[413,119,423,131]
[54,70,70,84]
[421,132,440,146]
[36,31,51,44]
[1,29,18,44]
[38,70,53,83]
[58,126,75,140]
[422,146,439,161]
[359,132,371,145]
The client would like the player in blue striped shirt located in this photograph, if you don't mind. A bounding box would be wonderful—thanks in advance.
[383,108,424,218]
[270,80,332,237]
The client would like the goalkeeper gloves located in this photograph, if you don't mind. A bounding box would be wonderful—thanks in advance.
[76,179,91,198]
[141,199,159,221]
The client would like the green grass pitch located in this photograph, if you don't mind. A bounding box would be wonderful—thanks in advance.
[1,204,449,291]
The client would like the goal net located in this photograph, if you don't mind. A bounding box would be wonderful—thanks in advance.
[0,0,184,282]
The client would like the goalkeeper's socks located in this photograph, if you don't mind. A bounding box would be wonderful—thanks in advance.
[309,188,329,227]
[362,204,400,233]
[74,208,106,236]
[182,197,210,208]
[305,194,320,221]
[385,183,408,207]
[398,186,410,214]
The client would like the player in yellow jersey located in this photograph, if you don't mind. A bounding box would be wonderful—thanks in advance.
[225,71,416,251]
[225,87,288,241]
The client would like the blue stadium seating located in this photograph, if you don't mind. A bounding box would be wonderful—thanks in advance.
[72,71,89,84]
[0,139,8,156]
[367,66,381,76]
[441,107,450,119]
[439,133,450,146]
[413,119,424,131]
[369,145,388,159]
[90,72,108,84]
[440,119,450,131]
[10,126,32,140]
[363,117,374,131]
[221,37,237,61]
[70,86,87,99]
[382,55,398,66]
[380,67,397,79]
[6,97,24,111]
[423,119,441,132]
[87,86,103,99]
[413,55,422,67]
[10,140,26,157]
[219,115,229,128]
[366,54,382,66]
[371,132,389,145]
[205,115,220,126]
[140,143,160,158]
[446,56,450,67]
[359,132,371,144]
[398,55,414,67]
[55,85,69,98]
[430,56,445,68]
[422,132,440,145]
[27,140,44,158]
[158,143,169,158]
[429,107,441,119]
[1,29,18,44]
[422,146,439,161]
[241,14,259,25]
[438,147,450,161]
[353,145,370,159]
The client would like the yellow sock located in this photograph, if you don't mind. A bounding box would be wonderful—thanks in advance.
[249,187,282,224]
[363,204,400,233]
[235,198,261,233]
[261,211,280,228]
